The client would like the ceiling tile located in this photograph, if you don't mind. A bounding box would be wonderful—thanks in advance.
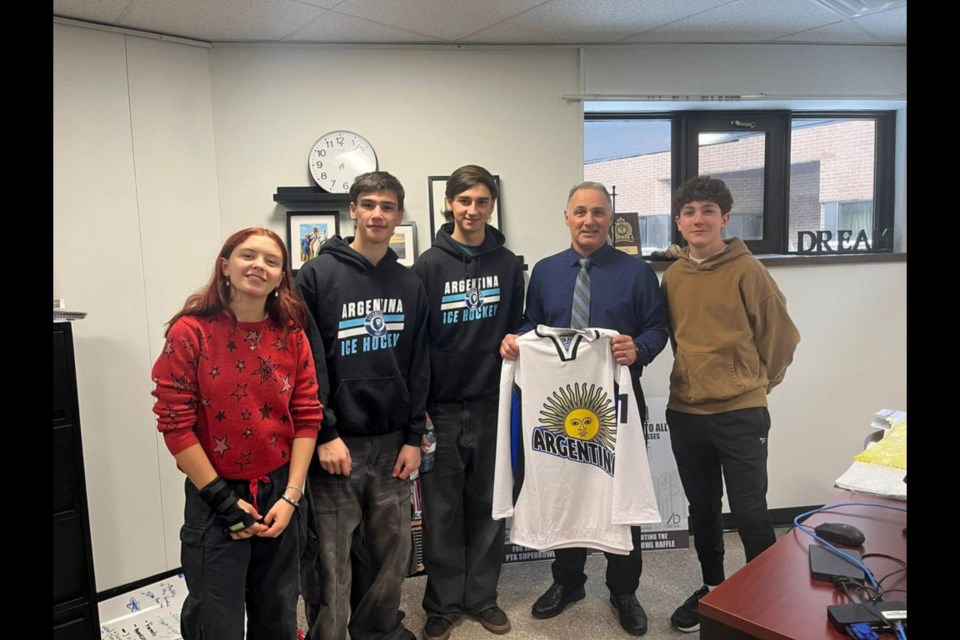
[54,0,132,23]
[332,0,544,42]
[852,6,906,42]
[294,0,343,8]
[117,0,324,41]
[464,0,734,44]
[285,10,444,42]
[624,0,845,43]
[774,19,879,43]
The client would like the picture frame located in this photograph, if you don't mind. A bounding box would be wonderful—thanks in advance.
[287,210,340,273]
[427,174,502,240]
[390,222,418,267]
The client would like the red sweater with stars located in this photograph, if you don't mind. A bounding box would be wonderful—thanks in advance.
[151,314,323,480]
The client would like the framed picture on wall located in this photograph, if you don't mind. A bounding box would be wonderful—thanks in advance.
[287,211,340,274]
[390,222,418,267]
[427,175,502,240]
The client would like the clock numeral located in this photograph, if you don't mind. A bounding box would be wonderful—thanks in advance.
[317,149,327,157]
[336,136,344,146]
[319,172,327,180]
[314,161,323,169]
[325,140,334,148]
[343,182,350,191]
[330,180,337,189]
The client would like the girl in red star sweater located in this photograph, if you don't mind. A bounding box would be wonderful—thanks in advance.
[151,227,322,639]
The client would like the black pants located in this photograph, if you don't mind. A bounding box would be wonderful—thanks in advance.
[551,526,645,595]
[421,395,505,622]
[179,465,300,640]
[666,407,775,586]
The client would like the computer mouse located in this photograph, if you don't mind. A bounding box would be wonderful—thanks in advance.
[814,522,866,547]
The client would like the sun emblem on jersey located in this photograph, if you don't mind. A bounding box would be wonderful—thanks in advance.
[363,310,388,337]
[464,287,484,310]
[539,383,617,449]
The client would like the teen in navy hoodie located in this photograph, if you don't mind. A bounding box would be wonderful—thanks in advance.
[297,171,428,640]
[412,165,524,640]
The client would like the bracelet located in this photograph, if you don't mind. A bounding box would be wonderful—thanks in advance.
[280,494,300,508]
[286,484,304,496]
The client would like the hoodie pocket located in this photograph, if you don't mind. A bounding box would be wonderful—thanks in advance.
[332,377,411,433]
[670,349,745,404]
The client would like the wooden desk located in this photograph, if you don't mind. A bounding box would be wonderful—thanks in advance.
[700,492,907,640]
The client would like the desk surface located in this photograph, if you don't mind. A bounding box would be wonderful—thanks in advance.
[699,491,907,640]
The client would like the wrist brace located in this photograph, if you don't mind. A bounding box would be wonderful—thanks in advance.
[198,476,256,533]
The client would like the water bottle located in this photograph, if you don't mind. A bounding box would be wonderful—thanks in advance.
[419,416,437,474]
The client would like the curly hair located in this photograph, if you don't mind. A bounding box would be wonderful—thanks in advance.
[673,176,733,215]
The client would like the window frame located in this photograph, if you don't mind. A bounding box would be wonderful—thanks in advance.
[584,109,897,256]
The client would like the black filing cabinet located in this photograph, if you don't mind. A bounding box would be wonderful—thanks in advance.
[53,321,99,638]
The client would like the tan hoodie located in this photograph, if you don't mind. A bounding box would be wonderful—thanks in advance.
[661,238,800,415]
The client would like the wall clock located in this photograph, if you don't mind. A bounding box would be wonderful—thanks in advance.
[308,130,378,193]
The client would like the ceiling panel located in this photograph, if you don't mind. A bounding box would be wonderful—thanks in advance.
[464,0,736,44]
[113,0,324,42]
[285,10,444,43]
[333,0,544,42]
[852,6,907,42]
[625,0,848,43]
[54,0,132,23]
[774,19,880,43]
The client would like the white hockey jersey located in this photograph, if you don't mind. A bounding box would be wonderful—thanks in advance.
[492,326,661,554]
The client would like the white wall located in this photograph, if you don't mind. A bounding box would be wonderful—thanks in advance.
[206,45,582,265]
[54,23,222,589]
[583,44,906,98]
[54,27,906,591]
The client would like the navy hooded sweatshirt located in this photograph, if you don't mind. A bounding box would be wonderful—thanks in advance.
[296,235,429,447]
[412,222,524,403]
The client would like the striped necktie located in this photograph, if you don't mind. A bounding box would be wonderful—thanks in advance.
[571,258,591,330]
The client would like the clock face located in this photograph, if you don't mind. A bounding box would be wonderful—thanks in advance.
[308,131,378,193]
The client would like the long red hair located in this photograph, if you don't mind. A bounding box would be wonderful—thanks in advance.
[164,227,308,336]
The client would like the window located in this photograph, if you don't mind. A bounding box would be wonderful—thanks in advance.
[584,118,672,254]
[584,110,896,255]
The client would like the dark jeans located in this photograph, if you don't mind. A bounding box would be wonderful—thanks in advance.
[421,395,505,622]
[551,526,645,596]
[179,465,300,640]
[303,432,412,640]
[666,407,775,586]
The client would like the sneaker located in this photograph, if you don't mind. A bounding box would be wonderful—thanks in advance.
[670,585,711,632]
[422,617,453,640]
[475,606,511,634]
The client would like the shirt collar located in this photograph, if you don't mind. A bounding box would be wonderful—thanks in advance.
[566,242,614,267]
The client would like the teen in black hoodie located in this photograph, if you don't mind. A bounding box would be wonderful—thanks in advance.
[296,172,427,640]
[412,166,524,640]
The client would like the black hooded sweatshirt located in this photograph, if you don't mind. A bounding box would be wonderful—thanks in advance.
[412,223,524,403]
[296,235,429,447]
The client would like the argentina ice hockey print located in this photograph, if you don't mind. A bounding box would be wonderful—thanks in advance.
[338,298,405,356]
[440,275,501,324]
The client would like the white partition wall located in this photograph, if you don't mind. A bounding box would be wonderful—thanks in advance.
[54,23,223,588]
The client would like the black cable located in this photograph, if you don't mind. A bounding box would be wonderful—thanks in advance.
[861,552,906,567]
[876,567,906,590]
